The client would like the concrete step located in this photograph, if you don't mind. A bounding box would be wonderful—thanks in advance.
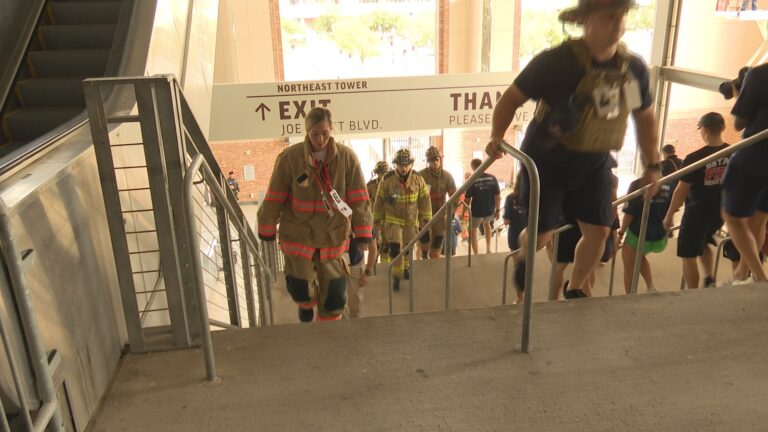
[49,2,122,25]
[2,107,82,142]
[39,24,116,50]
[28,49,109,78]
[16,78,86,108]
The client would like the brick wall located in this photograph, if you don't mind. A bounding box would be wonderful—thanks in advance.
[438,0,449,74]
[269,0,285,81]
[664,110,742,159]
[211,140,289,203]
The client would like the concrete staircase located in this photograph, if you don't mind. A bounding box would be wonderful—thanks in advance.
[0,0,123,153]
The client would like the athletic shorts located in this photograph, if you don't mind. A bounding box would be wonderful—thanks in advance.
[677,223,720,258]
[555,223,615,263]
[625,230,667,254]
[470,215,495,230]
[722,145,768,218]
[519,156,615,233]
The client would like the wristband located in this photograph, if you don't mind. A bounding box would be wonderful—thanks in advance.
[364,269,372,277]
[645,162,661,171]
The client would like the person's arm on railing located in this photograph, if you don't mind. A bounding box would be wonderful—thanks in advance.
[662,180,691,231]
[633,106,662,190]
[486,84,530,159]
[257,154,289,241]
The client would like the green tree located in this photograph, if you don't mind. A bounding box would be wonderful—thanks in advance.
[313,12,338,34]
[331,19,380,62]
[281,19,303,37]
[368,10,402,35]
[519,10,569,58]
[400,12,435,49]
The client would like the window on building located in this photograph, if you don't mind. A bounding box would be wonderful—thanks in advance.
[243,164,256,181]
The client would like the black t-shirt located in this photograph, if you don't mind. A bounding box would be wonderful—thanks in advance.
[465,173,500,218]
[514,41,653,175]
[679,144,730,227]
[623,179,672,241]
[732,63,768,150]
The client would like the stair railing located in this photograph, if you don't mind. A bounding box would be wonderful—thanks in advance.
[617,127,768,294]
[387,141,540,353]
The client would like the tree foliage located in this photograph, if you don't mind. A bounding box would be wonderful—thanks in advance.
[313,12,338,34]
[368,10,402,34]
[281,19,303,36]
[332,19,381,62]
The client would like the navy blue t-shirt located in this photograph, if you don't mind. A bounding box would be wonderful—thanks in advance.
[679,144,730,228]
[503,193,527,250]
[465,173,500,218]
[514,41,653,175]
[732,63,768,148]
[623,179,672,241]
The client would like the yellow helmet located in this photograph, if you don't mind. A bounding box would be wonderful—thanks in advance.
[393,148,414,166]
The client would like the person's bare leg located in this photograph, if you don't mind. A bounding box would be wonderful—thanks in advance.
[483,222,492,254]
[470,227,479,255]
[700,243,715,280]
[568,221,609,294]
[621,243,636,294]
[726,211,768,281]
[682,257,699,289]
[584,270,595,297]
[641,255,656,292]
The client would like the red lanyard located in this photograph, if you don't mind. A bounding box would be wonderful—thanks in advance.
[312,159,332,194]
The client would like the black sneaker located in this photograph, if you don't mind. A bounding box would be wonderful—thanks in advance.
[514,262,526,292]
[563,288,587,299]
[298,307,314,323]
[393,278,400,292]
[403,269,410,280]
[562,280,569,299]
[704,276,716,288]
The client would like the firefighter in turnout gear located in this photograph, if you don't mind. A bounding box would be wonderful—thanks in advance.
[418,146,457,258]
[368,161,390,263]
[373,148,432,291]
[257,107,373,322]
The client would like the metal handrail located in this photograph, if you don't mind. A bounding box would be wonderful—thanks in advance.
[184,154,276,383]
[618,127,768,294]
[713,235,731,282]
[0,201,63,430]
[387,141,540,353]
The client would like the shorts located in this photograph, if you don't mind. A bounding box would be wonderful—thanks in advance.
[470,215,495,230]
[555,223,615,263]
[518,154,615,233]
[722,145,768,217]
[677,223,720,258]
[625,230,667,254]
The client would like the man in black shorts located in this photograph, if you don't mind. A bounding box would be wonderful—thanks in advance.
[486,0,661,299]
[723,63,768,283]
[663,112,730,288]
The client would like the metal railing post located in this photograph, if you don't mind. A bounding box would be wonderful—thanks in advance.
[408,249,414,313]
[444,203,453,310]
[630,193,653,294]
[713,236,730,282]
[501,252,514,305]
[184,157,221,386]
[0,202,63,431]
[608,248,619,296]
[467,216,473,267]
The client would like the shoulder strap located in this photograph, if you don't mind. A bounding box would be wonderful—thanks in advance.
[567,38,631,73]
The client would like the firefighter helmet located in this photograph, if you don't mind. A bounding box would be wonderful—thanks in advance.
[425,146,441,161]
[373,161,389,176]
[392,148,414,166]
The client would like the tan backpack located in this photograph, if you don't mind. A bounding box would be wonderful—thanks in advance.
[534,38,635,153]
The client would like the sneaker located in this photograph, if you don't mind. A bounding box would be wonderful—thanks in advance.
[731,276,754,286]
[514,261,526,292]
[703,276,716,288]
[647,286,658,293]
[563,288,587,299]
[298,307,314,323]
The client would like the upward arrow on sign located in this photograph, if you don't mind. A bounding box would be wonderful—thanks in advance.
[254,103,270,121]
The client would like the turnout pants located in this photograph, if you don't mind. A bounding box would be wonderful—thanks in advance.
[283,251,349,320]
[384,223,418,279]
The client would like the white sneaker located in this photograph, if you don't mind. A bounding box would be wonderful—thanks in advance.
[647,286,658,293]
[730,276,754,286]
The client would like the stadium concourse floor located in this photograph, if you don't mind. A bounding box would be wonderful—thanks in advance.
[89,251,768,431]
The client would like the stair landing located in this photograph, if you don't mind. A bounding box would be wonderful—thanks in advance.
[89,285,768,431]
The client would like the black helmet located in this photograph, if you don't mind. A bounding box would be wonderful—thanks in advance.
[393,148,414,166]
[373,161,389,175]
